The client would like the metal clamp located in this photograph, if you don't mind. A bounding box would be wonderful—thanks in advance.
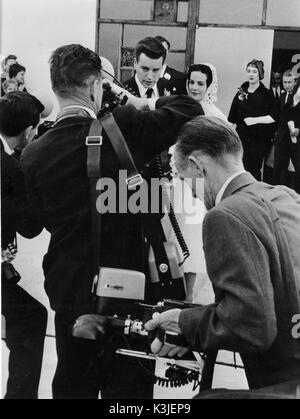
[126,174,144,190]
[86,135,103,146]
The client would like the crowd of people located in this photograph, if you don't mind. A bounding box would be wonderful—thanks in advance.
[1,35,300,400]
[1,56,28,96]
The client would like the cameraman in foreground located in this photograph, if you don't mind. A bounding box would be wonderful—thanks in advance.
[1,92,47,399]
[21,44,203,399]
[145,116,300,397]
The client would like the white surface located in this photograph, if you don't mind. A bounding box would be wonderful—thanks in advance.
[1,0,97,119]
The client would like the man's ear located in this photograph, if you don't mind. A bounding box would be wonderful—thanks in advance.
[24,126,33,140]
[188,154,204,176]
[133,58,138,71]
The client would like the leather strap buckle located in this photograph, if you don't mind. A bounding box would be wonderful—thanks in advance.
[86,136,103,146]
[126,174,144,190]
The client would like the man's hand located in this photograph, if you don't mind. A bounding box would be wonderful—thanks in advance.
[72,315,107,341]
[144,309,190,358]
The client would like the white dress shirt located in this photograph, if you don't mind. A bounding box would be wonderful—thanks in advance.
[215,171,247,206]
[135,75,159,99]
[272,86,281,99]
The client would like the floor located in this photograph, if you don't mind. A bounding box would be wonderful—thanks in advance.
[1,231,248,399]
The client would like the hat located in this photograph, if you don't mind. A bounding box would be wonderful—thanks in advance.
[247,59,265,80]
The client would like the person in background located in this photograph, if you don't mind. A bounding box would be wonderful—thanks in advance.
[163,62,227,304]
[186,63,227,121]
[270,70,282,104]
[124,37,167,98]
[0,92,47,399]
[1,55,18,96]
[228,59,278,180]
[285,77,300,194]
[9,64,27,92]
[2,79,18,95]
[155,35,187,96]
[274,70,297,187]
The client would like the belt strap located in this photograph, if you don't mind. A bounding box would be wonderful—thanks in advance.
[86,119,103,277]
[100,113,143,190]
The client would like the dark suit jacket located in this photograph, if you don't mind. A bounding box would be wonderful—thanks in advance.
[1,142,43,250]
[157,66,187,96]
[21,96,203,314]
[180,173,300,389]
[275,91,294,145]
[124,76,165,98]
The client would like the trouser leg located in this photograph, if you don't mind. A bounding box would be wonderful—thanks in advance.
[2,280,47,399]
[52,312,101,399]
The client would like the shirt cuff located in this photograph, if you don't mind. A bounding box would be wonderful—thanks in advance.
[148,98,158,110]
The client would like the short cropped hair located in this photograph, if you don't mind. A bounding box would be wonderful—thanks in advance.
[155,35,171,50]
[0,92,44,137]
[50,44,102,96]
[135,37,167,64]
[9,63,26,79]
[187,64,213,88]
[176,116,243,164]
[283,69,294,78]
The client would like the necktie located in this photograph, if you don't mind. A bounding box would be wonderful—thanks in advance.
[146,88,154,99]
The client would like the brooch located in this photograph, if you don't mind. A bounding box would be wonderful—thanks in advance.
[238,87,248,102]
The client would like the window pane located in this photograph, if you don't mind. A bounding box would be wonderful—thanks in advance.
[101,0,153,20]
[199,0,264,25]
[99,23,120,72]
[267,0,300,27]
[178,1,188,22]
[168,52,186,72]
[123,25,187,50]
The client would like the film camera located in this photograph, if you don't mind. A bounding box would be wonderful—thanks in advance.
[73,268,204,389]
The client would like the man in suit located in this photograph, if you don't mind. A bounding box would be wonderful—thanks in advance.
[155,36,187,96]
[124,37,167,98]
[0,92,47,399]
[274,69,297,187]
[270,70,282,104]
[21,44,203,399]
[145,116,300,391]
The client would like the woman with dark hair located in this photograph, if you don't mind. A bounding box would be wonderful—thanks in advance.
[285,78,300,193]
[186,63,227,121]
[9,64,27,92]
[229,59,278,180]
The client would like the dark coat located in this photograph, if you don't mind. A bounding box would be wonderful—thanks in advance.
[274,91,295,146]
[1,142,43,250]
[229,82,278,145]
[180,173,300,389]
[157,66,187,96]
[21,96,203,314]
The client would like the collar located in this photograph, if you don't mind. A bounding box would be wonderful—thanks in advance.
[60,105,97,119]
[135,74,159,98]
[215,171,247,205]
[0,136,13,155]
